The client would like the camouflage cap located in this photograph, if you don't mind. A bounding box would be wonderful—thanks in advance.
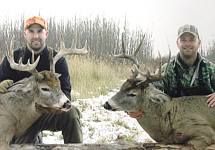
[24,16,47,30]
[177,24,199,38]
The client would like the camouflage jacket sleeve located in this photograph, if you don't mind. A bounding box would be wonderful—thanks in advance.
[211,71,215,91]
[205,60,215,91]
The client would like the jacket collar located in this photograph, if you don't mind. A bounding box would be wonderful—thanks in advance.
[173,52,203,69]
[25,45,48,56]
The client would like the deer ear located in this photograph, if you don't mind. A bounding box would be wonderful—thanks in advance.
[150,93,171,103]
[8,78,33,93]
[55,73,61,78]
[146,84,172,103]
[35,73,45,82]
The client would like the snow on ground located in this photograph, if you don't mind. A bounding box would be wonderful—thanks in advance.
[42,89,154,144]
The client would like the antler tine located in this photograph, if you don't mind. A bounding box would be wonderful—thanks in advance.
[6,36,40,73]
[134,49,171,84]
[157,51,162,77]
[71,27,77,50]
[112,34,141,68]
[121,34,126,54]
[52,30,88,72]
[162,46,171,76]
[112,33,144,78]
[134,34,145,57]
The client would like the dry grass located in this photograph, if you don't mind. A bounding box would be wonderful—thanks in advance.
[66,55,131,101]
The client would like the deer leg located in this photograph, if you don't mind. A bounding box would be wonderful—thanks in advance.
[185,125,215,149]
[0,118,15,150]
[0,130,14,150]
[187,138,208,149]
[205,144,215,149]
[0,142,11,150]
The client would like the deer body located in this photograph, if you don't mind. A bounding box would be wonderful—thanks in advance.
[0,71,70,149]
[0,91,41,139]
[105,81,215,149]
[138,91,215,146]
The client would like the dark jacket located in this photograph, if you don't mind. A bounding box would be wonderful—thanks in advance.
[0,46,71,100]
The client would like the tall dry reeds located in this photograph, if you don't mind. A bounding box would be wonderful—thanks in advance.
[66,55,132,101]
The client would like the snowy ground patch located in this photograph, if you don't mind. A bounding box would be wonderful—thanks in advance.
[42,89,154,144]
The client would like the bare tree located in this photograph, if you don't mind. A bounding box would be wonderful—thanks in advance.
[0,15,154,63]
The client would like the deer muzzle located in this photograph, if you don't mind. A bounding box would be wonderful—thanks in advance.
[104,101,119,111]
[63,100,71,109]
[104,102,111,110]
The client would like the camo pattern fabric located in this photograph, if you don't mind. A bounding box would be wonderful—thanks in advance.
[153,53,215,98]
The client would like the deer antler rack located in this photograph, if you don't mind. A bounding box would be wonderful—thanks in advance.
[6,31,89,74]
[134,49,171,86]
[112,33,145,78]
[6,36,40,73]
[50,30,88,73]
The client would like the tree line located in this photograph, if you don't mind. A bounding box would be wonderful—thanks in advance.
[1,15,214,65]
[0,15,153,64]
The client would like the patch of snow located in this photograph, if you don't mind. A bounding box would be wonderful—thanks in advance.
[42,90,154,144]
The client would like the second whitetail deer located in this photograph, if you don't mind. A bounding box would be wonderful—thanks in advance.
[104,34,215,149]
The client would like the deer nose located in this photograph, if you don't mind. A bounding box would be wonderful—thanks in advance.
[63,100,71,109]
[104,102,112,110]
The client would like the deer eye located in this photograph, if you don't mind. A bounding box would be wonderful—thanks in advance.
[127,93,136,97]
[41,88,50,92]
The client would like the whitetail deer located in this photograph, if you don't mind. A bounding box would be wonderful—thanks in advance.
[0,32,88,150]
[104,34,215,149]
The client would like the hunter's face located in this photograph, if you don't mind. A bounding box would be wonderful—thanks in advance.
[24,24,48,54]
[177,33,200,59]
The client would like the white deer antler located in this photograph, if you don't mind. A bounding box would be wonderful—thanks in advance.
[112,33,171,86]
[50,30,88,73]
[6,36,40,73]
[134,49,171,85]
[112,33,145,78]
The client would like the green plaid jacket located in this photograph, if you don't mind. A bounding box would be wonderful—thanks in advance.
[153,53,215,98]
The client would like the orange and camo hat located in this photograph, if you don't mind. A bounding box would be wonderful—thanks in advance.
[24,16,47,30]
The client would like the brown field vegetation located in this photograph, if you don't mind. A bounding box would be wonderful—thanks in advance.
[67,55,132,101]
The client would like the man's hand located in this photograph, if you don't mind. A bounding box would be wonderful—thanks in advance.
[206,93,215,107]
[0,80,13,94]
[128,110,144,119]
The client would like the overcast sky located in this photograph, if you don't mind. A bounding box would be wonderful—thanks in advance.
[1,0,215,57]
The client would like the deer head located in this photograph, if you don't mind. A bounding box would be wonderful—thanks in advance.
[104,34,171,112]
[6,31,88,114]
